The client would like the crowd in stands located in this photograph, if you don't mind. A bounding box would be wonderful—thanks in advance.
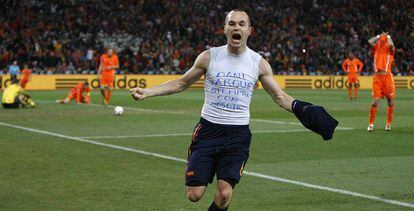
[1,0,413,76]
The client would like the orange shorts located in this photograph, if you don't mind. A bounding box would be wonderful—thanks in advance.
[100,73,114,88]
[347,75,359,84]
[372,74,395,99]
[20,79,29,88]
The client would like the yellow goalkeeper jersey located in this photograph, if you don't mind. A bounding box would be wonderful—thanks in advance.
[2,84,24,104]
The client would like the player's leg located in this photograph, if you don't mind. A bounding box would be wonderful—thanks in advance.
[105,87,112,105]
[100,86,106,98]
[185,121,217,202]
[18,94,35,107]
[354,80,360,100]
[385,78,395,131]
[20,80,27,89]
[368,97,379,131]
[104,74,115,105]
[56,92,74,104]
[214,127,251,210]
[385,97,394,131]
[368,76,382,131]
[186,145,215,202]
[186,186,207,202]
[208,180,233,211]
[79,95,86,104]
[100,74,107,101]
[347,78,353,100]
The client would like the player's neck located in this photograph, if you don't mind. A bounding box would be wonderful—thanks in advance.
[227,45,247,55]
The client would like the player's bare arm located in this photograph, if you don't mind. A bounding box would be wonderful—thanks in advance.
[259,58,294,112]
[130,50,210,100]
[387,35,395,51]
[368,35,380,47]
[98,64,102,77]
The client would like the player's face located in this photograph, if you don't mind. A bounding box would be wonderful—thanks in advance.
[224,11,252,49]
[107,49,113,57]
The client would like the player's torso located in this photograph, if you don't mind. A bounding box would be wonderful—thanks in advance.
[373,45,394,72]
[22,69,31,79]
[102,55,118,73]
[9,66,19,74]
[201,45,261,125]
[71,83,83,93]
[2,85,21,103]
[347,59,360,74]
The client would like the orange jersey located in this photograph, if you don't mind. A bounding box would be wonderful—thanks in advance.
[71,82,90,95]
[371,36,395,73]
[342,58,363,75]
[69,83,90,103]
[21,68,32,80]
[100,54,119,75]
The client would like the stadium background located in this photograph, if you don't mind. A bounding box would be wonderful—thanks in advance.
[0,0,413,76]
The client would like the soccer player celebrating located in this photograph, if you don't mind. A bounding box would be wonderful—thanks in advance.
[20,64,32,89]
[56,81,90,104]
[367,33,396,131]
[342,52,363,100]
[98,48,119,106]
[130,9,337,210]
[2,79,36,108]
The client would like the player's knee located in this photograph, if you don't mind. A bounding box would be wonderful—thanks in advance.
[186,189,204,202]
[187,192,202,202]
[215,187,233,204]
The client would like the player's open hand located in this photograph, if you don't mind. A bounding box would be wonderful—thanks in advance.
[129,87,147,101]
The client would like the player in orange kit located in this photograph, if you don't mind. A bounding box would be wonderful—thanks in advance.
[367,33,396,131]
[20,64,32,89]
[56,81,91,104]
[342,52,364,100]
[98,48,119,106]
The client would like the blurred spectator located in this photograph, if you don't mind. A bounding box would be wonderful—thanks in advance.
[0,0,412,75]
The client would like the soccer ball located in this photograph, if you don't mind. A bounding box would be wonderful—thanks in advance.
[113,106,124,115]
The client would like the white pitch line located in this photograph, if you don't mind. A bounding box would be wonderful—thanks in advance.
[0,121,412,208]
[76,129,314,139]
[0,122,186,163]
[77,133,193,139]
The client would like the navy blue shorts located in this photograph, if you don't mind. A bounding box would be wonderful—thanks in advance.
[185,118,251,187]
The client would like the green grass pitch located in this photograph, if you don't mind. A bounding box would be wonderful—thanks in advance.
[0,88,413,210]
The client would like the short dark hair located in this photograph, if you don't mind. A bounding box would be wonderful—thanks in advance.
[225,9,251,26]
[11,78,19,84]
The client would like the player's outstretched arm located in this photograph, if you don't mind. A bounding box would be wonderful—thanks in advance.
[130,50,210,101]
[259,58,294,112]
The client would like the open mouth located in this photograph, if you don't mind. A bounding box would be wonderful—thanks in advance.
[232,33,242,42]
